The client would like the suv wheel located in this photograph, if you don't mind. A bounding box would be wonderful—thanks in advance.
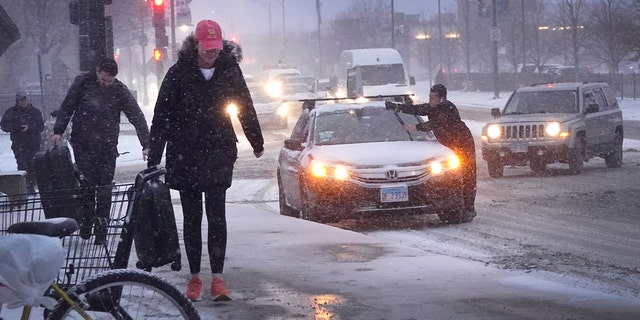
[487,159,504,178]
[568,138,584,174]
[604,131,623,168]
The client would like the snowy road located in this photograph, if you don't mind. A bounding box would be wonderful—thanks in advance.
[3,91,640,319]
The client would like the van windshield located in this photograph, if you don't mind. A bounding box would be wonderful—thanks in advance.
[359,64,407,86]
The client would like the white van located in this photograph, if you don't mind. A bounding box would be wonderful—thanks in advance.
[339,48,415,97]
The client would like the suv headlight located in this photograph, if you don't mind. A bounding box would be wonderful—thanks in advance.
[545,122,561,137]
[486,124,502,139]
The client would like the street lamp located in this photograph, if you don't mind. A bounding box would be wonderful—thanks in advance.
[415,32,436,87]
[443,32,460,75]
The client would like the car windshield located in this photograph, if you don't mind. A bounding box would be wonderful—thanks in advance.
[313,107,432,145]
[360,64,407,86]
[503,90,578,114]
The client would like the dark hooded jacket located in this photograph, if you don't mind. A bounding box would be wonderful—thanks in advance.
[147,37,264,191]
[397,100,475,152]
[1,102,44,151]
[53,72,150,150]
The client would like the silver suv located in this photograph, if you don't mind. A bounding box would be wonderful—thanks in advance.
[481,82,624,177]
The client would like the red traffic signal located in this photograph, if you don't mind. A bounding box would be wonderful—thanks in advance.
[152,0,165,28]
[153,48,164,61]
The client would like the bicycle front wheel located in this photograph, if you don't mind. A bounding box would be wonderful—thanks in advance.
[47,269,201,320]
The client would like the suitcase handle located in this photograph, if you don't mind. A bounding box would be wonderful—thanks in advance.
[135,165,167,188]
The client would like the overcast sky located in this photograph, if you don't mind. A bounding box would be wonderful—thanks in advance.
[188,0,457,37]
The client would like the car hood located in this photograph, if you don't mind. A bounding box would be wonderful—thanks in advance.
[489,113,579,124]
[309,140,453,167]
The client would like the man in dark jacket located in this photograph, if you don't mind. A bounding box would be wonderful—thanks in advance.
[52,58,150,244]
[1,92,44,192]
[386,84,477,222]
[148,19,264,302]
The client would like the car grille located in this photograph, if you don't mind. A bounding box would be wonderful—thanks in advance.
[350,167,429,184]
[497,124,546,141]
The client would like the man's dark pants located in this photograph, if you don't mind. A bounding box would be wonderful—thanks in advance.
[72,143,118,244]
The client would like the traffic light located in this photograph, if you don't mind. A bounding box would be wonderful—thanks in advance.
[70,0,112,72]
[152,0,165,28]
[153,48,165,61]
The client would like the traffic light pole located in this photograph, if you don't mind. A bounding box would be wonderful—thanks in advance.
[170,0,176,61]
[152,0,168,87]
[70,0,112,73]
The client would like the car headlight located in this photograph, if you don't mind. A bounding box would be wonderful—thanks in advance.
[545,122,560,137]
[429,154,461,175]
[310,160,350,180]
[486,124,502,139]
[226,102,238,117]
[264,81,283,98]
[276,103,288,117]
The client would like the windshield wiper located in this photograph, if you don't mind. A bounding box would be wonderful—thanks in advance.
[389,109,414,141]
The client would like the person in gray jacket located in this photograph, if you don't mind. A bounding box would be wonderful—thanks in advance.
[52,58,150,244]
[1,92,44,192]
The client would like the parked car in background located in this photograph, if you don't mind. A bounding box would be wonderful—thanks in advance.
[250,89,288,130]
[311,78,347,98]
[281,75,315,90]
[277,99,471,224]
[481,82,623,177]
[552,66,592,82]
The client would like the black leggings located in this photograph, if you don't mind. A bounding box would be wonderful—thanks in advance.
[179,187,227,274]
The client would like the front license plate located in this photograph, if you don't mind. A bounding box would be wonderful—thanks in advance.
[511,141,528,153]
[380,186,409,203]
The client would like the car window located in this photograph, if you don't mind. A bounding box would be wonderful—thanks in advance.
[583,90,597,111]
[313,107,431,145]
[504,90,577,114]
[593,88,607,111]
[602,86,618,110]
[290,110,310,141]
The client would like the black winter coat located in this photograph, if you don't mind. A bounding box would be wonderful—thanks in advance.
[397,100,475,153]
[147,37,264,191]
[1,103,44,151]
[53,73,150,150]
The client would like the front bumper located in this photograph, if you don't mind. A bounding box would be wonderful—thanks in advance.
[482,140,570,166]
[305,172,464,218]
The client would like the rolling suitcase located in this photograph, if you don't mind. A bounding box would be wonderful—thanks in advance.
[131,166,181,272]
[32,145,86,222]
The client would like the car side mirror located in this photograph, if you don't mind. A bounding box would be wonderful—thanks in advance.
[284,138,303,151]
[409,76,416,86]
[491,108,501,118]
[585,103,599,114]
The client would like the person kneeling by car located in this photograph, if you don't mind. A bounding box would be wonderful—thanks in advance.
[386,84,477,216]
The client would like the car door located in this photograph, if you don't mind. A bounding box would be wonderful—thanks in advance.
[278,111,310,209]
[597,86,623,146]
[582,89,603,147]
